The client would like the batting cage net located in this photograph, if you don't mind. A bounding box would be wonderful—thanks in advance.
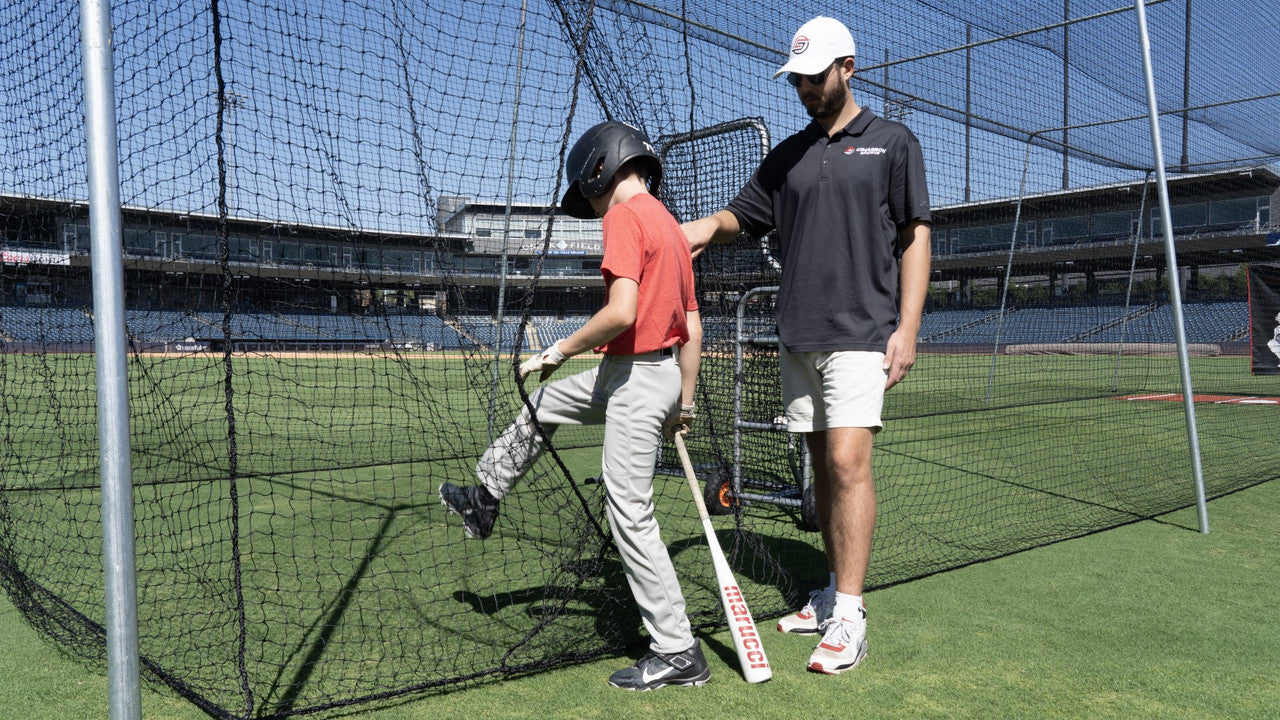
[2,0,1278,717]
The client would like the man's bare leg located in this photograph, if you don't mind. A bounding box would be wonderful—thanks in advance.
[806,427,876,596]
[803,426,876,674]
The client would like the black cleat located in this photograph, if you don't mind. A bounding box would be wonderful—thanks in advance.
[439,483,499,539]
[608,642,710,691]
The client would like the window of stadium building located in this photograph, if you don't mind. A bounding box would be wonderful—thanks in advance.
[154,233,179,259]
[302,245,330,265]
[124,228,152,254]
[63,224,88,252]
[229,237,256,262]
[1207,197,1262,231]
[1041,215,1090,246]
[1089,211,1135,242]
[1148,198,1269,236]
[189,234,219,260]
[949,222,1035,253]
[1169,202,1207,231]
[461,257,495,272]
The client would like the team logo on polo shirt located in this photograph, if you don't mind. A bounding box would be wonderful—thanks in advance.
[792,35,809,54]
[844,145,887,156]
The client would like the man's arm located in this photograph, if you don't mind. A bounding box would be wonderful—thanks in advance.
[681,210,741,259]
[884,221,930,389]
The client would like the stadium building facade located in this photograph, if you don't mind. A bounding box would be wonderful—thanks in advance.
[1,166,1276,332]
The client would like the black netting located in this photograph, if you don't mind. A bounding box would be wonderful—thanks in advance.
[1,1,1277,718]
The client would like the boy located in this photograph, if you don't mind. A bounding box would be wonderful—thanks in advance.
[440,121,706,690]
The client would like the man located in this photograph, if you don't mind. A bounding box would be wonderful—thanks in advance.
[682,15,932,675]
[440,121,708,690]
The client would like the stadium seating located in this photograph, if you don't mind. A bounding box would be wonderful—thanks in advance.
[919,309,1002,342]
[1179,301,1250,342]
[123,309,212,343]
[0,303,1248,351]
[378,314,469,349]
[917,302,1248,346]
[0,306,96,343]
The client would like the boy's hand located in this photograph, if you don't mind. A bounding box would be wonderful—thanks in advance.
[519,340,567,382]
[663,403,696,440]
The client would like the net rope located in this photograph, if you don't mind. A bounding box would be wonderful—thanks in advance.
[0,1,1277,717]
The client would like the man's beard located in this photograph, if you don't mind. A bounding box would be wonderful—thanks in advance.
[805,83,847,119]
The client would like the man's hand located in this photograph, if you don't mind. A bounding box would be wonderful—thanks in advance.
[680,219,713,260]
[519,340,568,382]
[882,329,917,390]
[663,403,696,440]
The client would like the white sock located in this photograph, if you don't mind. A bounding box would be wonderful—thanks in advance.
[833,591,864,621]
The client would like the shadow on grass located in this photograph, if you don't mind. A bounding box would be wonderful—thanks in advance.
[269,509,402,716]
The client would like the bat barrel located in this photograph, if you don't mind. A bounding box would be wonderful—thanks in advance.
[673,433,772,683]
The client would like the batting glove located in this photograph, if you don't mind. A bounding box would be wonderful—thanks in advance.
[663,403,696,440]
[519,340,567,382]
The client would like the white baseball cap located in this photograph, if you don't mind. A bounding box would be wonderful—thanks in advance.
[773,16,857,79]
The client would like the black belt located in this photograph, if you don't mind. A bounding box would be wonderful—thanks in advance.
[606,346,674,360]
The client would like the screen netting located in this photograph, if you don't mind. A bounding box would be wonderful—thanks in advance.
[1,0,1278,717]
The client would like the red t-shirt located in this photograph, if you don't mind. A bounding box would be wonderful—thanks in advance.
[597,193,698,355]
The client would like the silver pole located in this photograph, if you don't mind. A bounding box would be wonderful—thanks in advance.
[1114,174,1151,392]
[80,0,142,716]
[988,137,1035,403]
[1134,0,1209,533]
[490,0,529,440]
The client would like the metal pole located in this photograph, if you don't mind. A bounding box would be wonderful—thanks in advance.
[80,0,142,717]
[964,24,972,202]
[882,49,889,115]
[1134,0,1210,533]
[1114,174,1151,392]
[1180,0,1192,170]
[1062,0,1070,189]
[490,0,529,440]
[988,136,1036,403]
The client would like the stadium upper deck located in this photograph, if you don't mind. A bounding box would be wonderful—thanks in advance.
[1,166,1275,312]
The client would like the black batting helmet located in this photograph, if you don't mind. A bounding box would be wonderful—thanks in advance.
[560,121,663,219]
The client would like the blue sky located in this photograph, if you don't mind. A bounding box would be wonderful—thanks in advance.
[2,0,1276,233]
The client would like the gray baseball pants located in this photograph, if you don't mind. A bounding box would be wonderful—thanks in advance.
[476,350,695,654]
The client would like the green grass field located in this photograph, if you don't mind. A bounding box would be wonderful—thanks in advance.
[0,350,1276,718]
[3,478,1276,719]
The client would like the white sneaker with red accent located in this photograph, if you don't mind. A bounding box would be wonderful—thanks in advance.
[776,587,834,634]
[806,606,868,675]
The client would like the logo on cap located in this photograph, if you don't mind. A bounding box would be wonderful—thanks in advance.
[791,35,809,55]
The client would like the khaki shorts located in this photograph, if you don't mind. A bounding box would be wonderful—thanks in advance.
[780,346,887,432]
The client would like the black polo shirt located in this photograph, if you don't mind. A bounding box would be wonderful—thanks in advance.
[726,109,931,353]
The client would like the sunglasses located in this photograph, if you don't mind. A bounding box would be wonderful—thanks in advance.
[786,62,837,88]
